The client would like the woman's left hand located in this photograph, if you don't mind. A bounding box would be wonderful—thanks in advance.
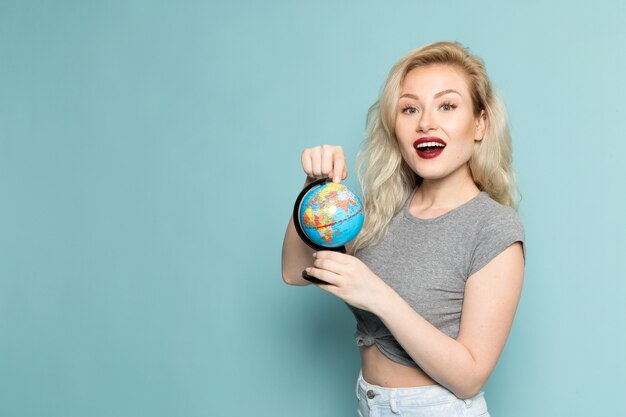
[305,251,391,313]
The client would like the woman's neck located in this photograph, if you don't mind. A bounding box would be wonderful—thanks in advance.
[411,172,480,218]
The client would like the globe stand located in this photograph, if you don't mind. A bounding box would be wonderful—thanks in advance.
[292,178,347,284]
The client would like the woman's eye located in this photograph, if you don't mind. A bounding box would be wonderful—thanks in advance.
[402,106,417,114]
[440,102,456,111]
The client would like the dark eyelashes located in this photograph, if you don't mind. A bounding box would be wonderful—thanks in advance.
[400,102,457,113]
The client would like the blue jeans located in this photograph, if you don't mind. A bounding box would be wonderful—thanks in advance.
[356,371,490,417]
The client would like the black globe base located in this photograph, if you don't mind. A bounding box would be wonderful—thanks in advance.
[301,270,327,285]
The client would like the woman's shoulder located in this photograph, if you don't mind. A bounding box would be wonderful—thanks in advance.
[473,192,521,219]
[471,192,525,237]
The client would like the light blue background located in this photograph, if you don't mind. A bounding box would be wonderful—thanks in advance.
[1,1,625,416]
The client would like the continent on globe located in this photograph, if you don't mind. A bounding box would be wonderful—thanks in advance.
[298,181,364,248]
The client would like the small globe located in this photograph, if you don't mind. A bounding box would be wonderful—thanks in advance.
[296,180,364,249]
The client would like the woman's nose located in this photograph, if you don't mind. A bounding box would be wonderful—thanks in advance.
[417,110,437,132]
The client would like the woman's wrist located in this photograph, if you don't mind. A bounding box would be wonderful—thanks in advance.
[370,283,402,319]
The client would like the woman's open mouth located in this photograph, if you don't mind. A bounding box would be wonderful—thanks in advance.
[413,137,446,159]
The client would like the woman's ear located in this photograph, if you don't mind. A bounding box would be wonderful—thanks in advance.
[474,110,487,141]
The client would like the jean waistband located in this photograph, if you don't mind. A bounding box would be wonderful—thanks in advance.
[356,370,462,406]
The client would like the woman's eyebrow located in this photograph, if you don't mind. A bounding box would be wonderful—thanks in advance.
[434,89,461,98]
[399,89,462,100]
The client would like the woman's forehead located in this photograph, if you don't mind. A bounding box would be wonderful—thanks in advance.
[401,64,471,97]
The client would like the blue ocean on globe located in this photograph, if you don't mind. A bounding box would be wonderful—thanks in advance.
[299,181,364,248]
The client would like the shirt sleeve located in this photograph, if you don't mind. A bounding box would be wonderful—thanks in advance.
[468,209,525,278]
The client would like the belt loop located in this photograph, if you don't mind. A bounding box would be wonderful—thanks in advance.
[390,389,399,414]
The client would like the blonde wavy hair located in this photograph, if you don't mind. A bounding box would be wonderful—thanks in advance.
[351,41,519,253]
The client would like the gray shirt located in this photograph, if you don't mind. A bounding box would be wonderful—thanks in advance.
[350,188,525,368]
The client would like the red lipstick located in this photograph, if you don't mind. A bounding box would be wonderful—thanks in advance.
[413,137,446,159]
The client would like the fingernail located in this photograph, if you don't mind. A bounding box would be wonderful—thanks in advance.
[305,267,311,273]
[333,176,340,183]
[312,252,317,257]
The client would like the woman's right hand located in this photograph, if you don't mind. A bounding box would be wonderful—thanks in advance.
[301,144,348,183]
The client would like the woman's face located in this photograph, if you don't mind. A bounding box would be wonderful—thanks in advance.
[395,64,485,184]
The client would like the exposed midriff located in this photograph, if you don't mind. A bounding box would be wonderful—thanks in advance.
[360,344,437,388]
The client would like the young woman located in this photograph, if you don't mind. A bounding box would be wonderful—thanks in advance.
[281,41,524,417]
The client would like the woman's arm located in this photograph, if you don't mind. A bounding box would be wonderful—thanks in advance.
[281,177,317,286]
[376,242,524,398]
[305,242,524,398]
